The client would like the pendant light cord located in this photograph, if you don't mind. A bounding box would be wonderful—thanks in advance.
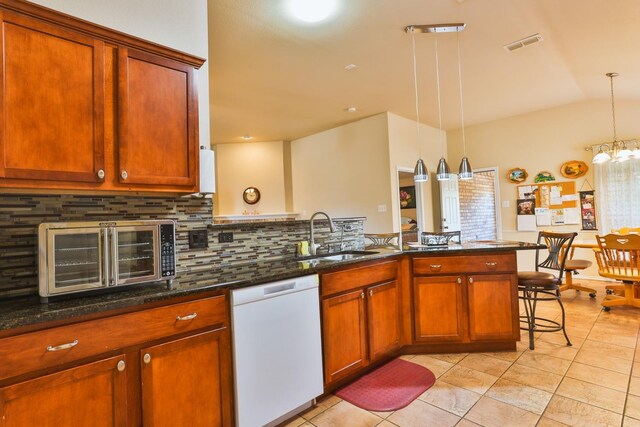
[411,30,422,158]
[434,38,445,156]
[456,31,467,156]
[609,73,617,142]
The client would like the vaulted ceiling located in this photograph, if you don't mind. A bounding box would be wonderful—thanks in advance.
[208,0,640,143]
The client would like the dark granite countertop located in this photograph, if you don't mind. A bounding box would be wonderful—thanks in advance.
[0,241,542,332]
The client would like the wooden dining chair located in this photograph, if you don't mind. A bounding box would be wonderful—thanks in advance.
[364,233,401,250]
[595,233,640,311]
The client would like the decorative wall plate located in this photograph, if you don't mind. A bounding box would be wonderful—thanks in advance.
[507,168,528,183]
[534,171,556,183]
[560,160,588,179]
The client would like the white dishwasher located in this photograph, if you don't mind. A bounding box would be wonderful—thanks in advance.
[231,274,323,427]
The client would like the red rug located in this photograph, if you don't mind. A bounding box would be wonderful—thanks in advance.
[335,358,436,411]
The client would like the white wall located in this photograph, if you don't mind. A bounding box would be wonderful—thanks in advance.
[387,113,446,234]
[447,99,640,277]
[215,141,287,215]
[29,0,211,149]
[291,113,392,233]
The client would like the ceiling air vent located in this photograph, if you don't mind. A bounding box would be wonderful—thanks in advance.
[503,33,543,52]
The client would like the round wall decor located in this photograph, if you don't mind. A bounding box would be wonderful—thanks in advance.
[243,187,261,205]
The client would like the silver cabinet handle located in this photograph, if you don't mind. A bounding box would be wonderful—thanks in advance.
[176,313,197,321]
[469,277,474,284]
[117,360,126,372]
[97,169,105,179]
[457,277,462,284]
[486,262,498,266]
[143,353,151,364]
[430,264,442,270]
[121,170,128,180]
[47,339,78,352]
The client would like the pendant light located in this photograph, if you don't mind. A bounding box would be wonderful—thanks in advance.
[408,27,429,182]
[456,31,473,180]
[434,38,450,181]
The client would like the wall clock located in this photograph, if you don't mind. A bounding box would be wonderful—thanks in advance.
[243,187,261,205]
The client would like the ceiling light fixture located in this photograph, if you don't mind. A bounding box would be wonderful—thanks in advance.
[344,64,357,71]
[588,73,639,164]
[406,26,428,183]
[407,23,472,181]
[241,135,252,140]
[346,106,357,112]
[286,0,338,23]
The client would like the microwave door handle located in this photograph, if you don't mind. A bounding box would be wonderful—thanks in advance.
[110,227,119,286]
[102,227,110,288]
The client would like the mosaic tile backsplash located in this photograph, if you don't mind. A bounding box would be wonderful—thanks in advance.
[0,194,365,298]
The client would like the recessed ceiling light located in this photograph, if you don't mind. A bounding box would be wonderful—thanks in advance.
[345,64,357,71]
[241,135,252,140]
[286,0,339,23]
[347,107,357,113]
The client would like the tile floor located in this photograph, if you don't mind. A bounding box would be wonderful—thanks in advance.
[285,280,640,426]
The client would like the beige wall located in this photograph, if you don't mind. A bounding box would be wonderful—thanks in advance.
[447,99,640,277]
[215,141,287,215]
[387,113,446,234]
[291,113,392,233]
[30,0,211,150]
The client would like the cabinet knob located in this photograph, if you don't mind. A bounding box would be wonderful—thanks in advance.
[121,170,128,180]
[143,353,151,364]
[117,360,126,372]
[97,169,105,179]
[360,292,365,299]
[457,277,462,284]
[469,277,474,284]
[369,289,373,297]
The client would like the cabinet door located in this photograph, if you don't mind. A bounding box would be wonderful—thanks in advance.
[467,274,519,341]
[322,289,367,384]
[118,47,198,189]
[140,329,232,427]
[414,275,465,343]
[0,11,105,183]
[0,355,127,427]
[367,280,401,361]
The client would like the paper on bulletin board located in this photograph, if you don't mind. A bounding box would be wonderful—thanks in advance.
[551,209,565,225]
[535,208,551,226]
[562,194,579,202]
[564,207,580,225]
[517,215,537,231]
[550,186,563,205]
[539,186,550,208]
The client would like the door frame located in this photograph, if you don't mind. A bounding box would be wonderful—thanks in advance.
[395,166,424,246]
[474,167,503,240]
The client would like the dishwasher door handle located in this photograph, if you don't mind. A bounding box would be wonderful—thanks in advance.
[263,282,296,296]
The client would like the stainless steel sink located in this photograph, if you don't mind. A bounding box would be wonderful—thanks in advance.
[297,250,379,264]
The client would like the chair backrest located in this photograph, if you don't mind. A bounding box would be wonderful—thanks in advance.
[612,227,640,235]
[421,231,462,245]
[535,231,577,281]
[365,233,401,250]
[595,234,640,281]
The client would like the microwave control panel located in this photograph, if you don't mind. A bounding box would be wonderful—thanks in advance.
[160,224,176,278]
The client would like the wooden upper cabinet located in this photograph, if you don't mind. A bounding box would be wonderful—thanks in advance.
[1,355,127,427]
[140,329,232,427]
[0,11,105,183]
[118,47,198,189]
[367,280,401,361]
[467,274,519,342]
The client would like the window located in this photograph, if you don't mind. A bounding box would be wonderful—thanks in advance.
[594,160,640,233]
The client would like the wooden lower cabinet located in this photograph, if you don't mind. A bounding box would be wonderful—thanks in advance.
[367,281,401,360]
[322,289,367,384]
[414,275,465,343]
[467,274,517,341]
[0,355,127,427]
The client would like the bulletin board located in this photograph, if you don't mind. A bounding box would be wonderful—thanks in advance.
[515,181,579,230]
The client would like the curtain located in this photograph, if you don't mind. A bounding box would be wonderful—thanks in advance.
[594,158,640,233]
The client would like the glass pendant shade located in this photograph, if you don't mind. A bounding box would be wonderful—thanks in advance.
[414,158,429,182]
[633,147,640,158]
[615,146,632,162]
[436,157,450,180]
[592,149,611,164]
[458,156,473,180]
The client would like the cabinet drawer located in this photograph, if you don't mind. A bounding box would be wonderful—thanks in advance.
[321,260,398,297]
[413,254,515,275]
[0,295,227,382]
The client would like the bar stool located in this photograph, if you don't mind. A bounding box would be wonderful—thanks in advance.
[518,231,577,350]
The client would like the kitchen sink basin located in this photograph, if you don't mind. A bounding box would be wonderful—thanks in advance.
[297,250,379,264]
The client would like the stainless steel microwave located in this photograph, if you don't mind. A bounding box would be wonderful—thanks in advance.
[38,220,176,301]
